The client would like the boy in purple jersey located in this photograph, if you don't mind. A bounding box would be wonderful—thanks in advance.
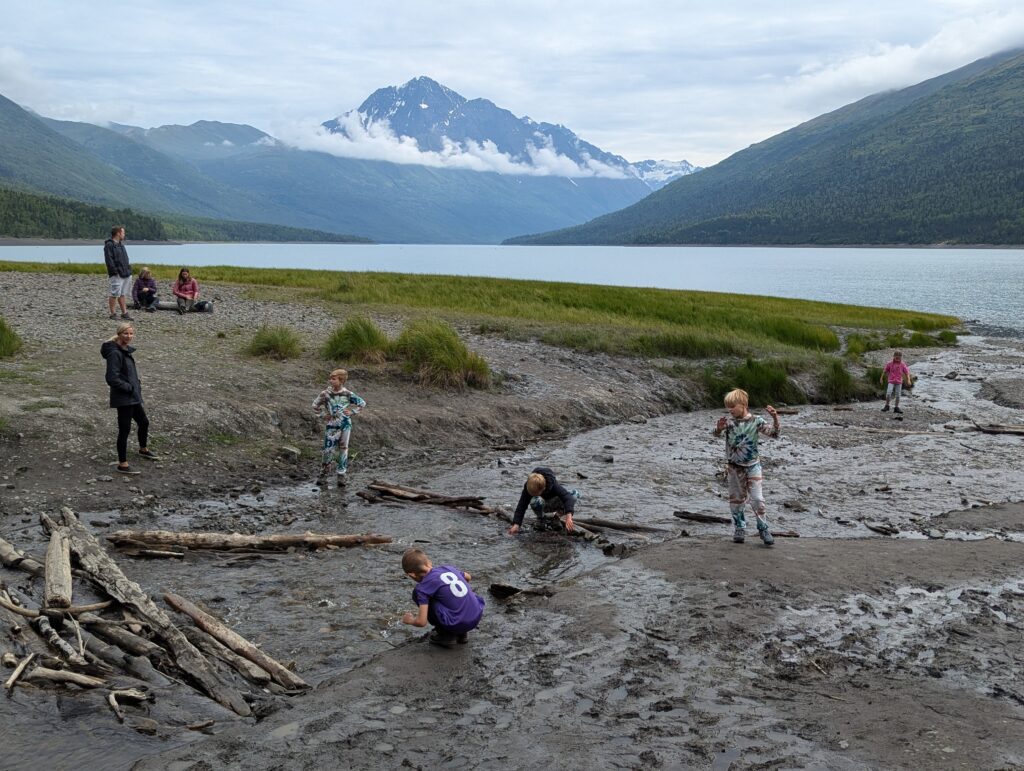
[401,548,485,648]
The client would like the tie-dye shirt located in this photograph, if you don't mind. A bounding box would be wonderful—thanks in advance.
[715,414,779,466]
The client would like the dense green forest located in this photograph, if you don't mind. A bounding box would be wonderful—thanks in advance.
[508,49,1024,246]
[0,187,371,243]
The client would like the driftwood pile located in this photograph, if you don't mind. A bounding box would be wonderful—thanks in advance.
[0,507,336,728]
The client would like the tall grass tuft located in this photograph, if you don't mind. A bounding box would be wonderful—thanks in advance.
[701,358,806,407]
[0,316,22,358]
[820,359,855,402]
[245,325,303,360]
[394,319,490,389]
[322,316,390,364]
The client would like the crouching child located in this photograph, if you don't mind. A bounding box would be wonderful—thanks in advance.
[401,548,485,648]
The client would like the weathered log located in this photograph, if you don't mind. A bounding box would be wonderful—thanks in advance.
[0,595,111,619]
[971,421,1024,436]
[164,592,308,691]
[5,585,89,668]
[81,630,131,671]
[24,666,105,688]
[44,528,73,609]
[572,516,670,533]
[488,583,555,599]
[107,530,391,551]
[56,508,251,716]
[3,652,36,691]
[355,490,382,504]
[774,408,801,415]
[108,691,126,722]
[773,530,800,538]
[181,625,272,685]
[673,511,733,525]
[0,536,44,576]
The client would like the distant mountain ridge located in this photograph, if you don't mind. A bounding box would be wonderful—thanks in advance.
[323,76,698,190]
[507,49,1024,246]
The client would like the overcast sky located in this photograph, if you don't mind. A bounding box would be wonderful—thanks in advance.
[2,1,1023,167]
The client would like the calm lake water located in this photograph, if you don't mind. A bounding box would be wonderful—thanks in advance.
[3,243,1022,332]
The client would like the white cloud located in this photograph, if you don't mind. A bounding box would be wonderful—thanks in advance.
[276,113,628,179]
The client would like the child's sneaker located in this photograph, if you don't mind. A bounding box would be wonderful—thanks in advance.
[733,527,746,544]
[892,407,903,414]
[457,632,469,644]
[428,630,456,649]
[759,528,775,546]
[336,474,347,488]
[881,404,890,412]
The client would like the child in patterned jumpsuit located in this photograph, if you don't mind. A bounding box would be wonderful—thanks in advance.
[312,368,366,487]
[712,388,780,546]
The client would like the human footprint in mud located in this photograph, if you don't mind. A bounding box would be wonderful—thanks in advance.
[312,368,366,487]
[712,389,780,546]
[507,467,579,535]
[401,548,485,648]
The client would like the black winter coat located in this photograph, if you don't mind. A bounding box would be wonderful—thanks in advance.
[101,341,143,408]
[512,466,576,526]
[104,238,131,278]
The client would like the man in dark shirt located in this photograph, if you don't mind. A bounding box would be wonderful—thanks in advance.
[507,466,578,535]
[104,225,133,320]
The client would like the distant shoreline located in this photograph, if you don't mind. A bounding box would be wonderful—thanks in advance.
[0,237,1019,249]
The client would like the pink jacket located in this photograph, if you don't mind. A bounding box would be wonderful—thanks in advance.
[172,278,200,299]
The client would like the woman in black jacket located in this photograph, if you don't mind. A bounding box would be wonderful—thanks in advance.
[101,323,158,473]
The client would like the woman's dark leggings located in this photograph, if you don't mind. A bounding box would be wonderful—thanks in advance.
[116,404,149,463]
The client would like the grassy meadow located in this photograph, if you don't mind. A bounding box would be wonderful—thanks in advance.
[1,260,959,402]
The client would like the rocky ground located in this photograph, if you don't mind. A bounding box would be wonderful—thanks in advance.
[2,270,1024,770]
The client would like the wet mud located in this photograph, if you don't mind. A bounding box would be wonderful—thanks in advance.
[3,326,1024,768]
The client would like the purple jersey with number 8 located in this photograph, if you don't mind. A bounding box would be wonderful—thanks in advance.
[412,565,485,633]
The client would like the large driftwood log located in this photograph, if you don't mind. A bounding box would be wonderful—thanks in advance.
[0,595,111,619]
[0,536,45,576]
[164,593,308,691]
[53,509,251,717]
[107,530,392,551]
[972,421,1024,436]
[24,666,105,689]
[673,511,733,525]
[44,528,73,609]
[572,516,670,533]
[181,625,272,686]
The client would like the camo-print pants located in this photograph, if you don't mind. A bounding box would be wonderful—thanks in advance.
[727,462,769,532]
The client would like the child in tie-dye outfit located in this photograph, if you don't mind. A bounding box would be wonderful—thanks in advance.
[712,388,780,546]
[312,369,366,487]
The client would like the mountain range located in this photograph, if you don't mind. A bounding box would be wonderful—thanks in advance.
[0,78,698,244]
[507,49,1024,246]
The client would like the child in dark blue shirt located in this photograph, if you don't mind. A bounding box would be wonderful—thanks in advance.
[401,548,485,648]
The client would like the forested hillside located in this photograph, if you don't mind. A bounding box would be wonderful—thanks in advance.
[0,188,369,243]
[508,49,1024,246]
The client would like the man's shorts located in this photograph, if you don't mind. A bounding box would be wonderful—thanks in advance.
[109,275,132,298]
[886,382,903,399]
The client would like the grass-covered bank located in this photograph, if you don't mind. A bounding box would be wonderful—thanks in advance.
[0,260,959,403]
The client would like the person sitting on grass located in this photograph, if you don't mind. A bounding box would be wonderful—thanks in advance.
[712,388,779,547]
[507,467,579,535]
[132,268,159,312]
[880,349,912,414]
[172,267,200,315]
[401,548,485,648]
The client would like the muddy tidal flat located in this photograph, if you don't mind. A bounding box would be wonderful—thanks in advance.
[2,271,1024,770]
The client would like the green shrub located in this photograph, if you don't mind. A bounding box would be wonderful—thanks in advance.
[864,365,886,396]
[394,319,490,389]
[907,331,941,348]
[936,330,958,345]
[0,316,23,358]
[884,332,908,348]
[820,359,855,402]
[322,316,390,364]
[701,358,806,407]
[244,325,303,360]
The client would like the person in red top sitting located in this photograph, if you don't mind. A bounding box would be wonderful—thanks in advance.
[172,268,200,315]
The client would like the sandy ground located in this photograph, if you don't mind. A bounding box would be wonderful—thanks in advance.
[2,271,1024,770]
